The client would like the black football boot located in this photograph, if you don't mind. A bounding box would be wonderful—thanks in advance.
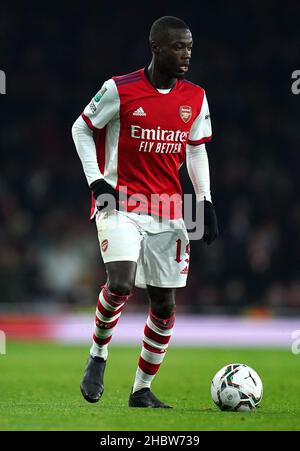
[128,388,172,408]
[80,356,106,403]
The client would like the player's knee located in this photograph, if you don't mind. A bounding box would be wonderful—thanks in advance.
[151,298,176,318]
[107,279,134,296]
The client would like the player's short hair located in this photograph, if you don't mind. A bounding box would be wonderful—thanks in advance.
[149,16,190,44]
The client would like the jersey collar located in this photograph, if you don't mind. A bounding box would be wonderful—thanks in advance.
[140,68,180,95]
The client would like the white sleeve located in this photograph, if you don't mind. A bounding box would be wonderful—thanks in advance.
[81,78,120,130]
[71,116,103,186]
[186,143,212,202]
[188,92,212,146]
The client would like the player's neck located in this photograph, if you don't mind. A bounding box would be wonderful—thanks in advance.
[145,63,177,90]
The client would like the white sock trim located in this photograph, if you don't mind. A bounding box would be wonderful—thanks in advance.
[90,343,108,360]
[132,367,153,393]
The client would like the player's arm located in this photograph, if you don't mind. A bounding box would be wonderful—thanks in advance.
[71,79,119,209]
[187,91,218,244]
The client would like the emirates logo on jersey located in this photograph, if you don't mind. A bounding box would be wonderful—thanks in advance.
[101,239,108,253]
[179,105,192,123]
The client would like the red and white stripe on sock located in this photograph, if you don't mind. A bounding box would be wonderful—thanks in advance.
[132,310,175,393]
[90,284,129,360]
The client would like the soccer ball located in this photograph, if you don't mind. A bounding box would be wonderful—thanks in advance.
[211,363,263,411]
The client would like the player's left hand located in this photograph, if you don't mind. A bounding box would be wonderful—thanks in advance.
[202,199,219,245]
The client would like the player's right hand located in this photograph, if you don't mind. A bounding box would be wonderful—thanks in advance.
[90,179,118,212]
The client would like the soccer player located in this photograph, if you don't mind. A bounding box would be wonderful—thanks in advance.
[71,16,218,408]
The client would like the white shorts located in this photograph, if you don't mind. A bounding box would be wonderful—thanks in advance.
[95,210,190,288]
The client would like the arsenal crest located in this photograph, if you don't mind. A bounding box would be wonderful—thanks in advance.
[179,105,192,123]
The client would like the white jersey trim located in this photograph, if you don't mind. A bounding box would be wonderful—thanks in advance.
[188,92,212,145]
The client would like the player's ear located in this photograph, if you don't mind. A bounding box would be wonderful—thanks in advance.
[150,40,160,55]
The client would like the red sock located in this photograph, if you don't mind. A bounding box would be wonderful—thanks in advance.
[90,284,130,359]
[132,310,175,392]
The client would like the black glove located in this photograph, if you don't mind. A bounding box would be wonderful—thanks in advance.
[202,199,219,245]
[90,179,118,212]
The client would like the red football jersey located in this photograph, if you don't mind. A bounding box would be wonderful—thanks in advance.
[82,68,212,219]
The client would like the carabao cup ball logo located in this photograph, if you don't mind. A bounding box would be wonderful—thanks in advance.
[94,85,107,102]
[179,105,192,123]
[94,93,102,102]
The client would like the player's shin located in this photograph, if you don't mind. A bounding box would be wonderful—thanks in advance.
[90,284,130,360]
[132,310,175,393]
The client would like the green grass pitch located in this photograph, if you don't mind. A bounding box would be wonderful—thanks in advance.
[0,342,299,430]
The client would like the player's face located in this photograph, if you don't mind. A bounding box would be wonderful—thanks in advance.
[158,29,193,79]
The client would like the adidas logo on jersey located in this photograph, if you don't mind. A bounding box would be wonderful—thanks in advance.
[133,107,146,116]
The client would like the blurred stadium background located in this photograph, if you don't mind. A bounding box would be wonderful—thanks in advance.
[1,0,300,347]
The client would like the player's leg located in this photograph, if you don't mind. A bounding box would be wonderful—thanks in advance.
[80,211,142,403]
[89,260,136,361]
[129,285,176,408]
[129,219,189,408]
[81,260,136,403]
